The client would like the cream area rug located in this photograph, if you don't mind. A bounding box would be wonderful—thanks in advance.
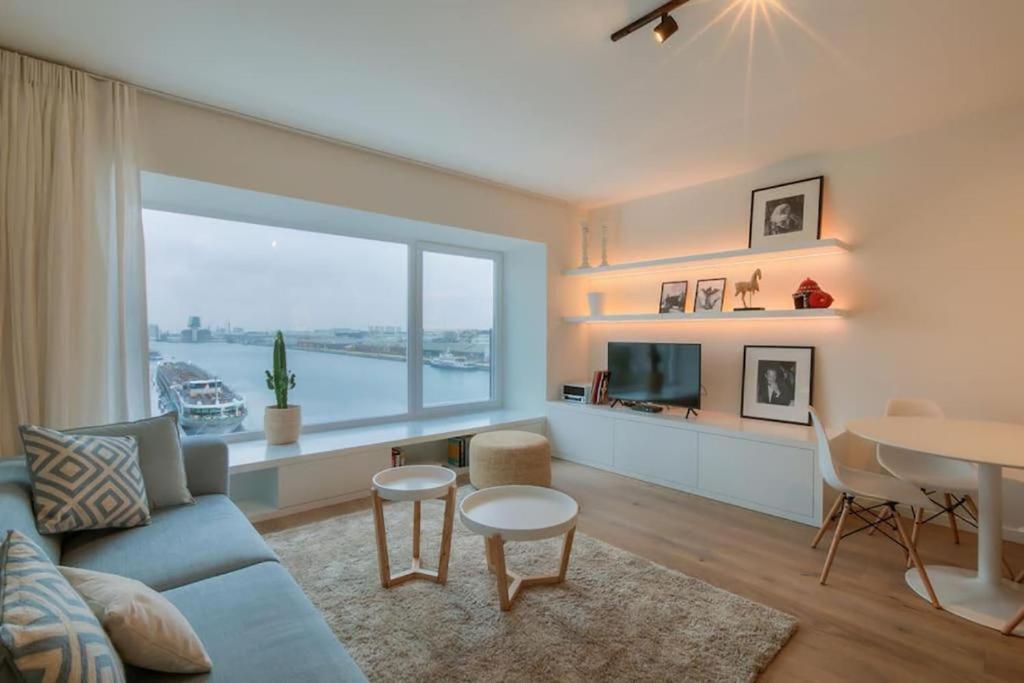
[263,489,797,682]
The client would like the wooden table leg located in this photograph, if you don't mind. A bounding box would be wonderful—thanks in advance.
[371,489,391,588]
[436,485,456,584]
[412,500,421,567]
[484,536,495,573]
[558,526,576,582]
[490,535,512,611]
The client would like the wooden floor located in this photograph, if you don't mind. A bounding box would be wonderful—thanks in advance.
[257,460,1024,682]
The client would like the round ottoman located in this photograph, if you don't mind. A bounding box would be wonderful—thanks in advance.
[470,430,551,489]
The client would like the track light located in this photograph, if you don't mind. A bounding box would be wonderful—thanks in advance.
[652,14,678,43]
[610,0,690,43]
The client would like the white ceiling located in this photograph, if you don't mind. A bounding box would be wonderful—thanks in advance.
[2,0,1024,207]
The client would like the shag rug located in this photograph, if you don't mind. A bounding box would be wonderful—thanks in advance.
[263,490,797,682]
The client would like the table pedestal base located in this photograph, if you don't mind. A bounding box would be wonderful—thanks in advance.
[907,566,1024,636]
[485,528,575,611]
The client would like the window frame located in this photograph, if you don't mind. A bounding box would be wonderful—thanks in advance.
[412,242,503,418]
[141,208,503,443]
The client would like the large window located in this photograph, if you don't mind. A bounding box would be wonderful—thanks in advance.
[143,209,499,438]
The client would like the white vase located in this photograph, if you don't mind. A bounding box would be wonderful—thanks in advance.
[264,405,301,445]
[587,292,605,316]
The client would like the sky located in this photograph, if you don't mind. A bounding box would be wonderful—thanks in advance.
[143,209,494,333]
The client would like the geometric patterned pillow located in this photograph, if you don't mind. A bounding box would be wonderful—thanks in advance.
[0,530,126,682]
[18,426,151,534]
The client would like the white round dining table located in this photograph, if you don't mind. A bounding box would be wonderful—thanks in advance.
[847,416,1024,635]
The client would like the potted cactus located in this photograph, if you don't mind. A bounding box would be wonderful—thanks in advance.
[264,331,300,445]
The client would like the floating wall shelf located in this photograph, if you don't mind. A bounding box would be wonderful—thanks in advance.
[563,238,850,277]
[563,309,846,324]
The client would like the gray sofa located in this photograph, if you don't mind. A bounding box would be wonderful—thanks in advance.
[1,437,367,682]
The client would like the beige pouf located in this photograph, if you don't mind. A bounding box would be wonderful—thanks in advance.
[470,430,552,489]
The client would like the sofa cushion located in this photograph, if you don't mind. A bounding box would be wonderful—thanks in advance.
[19,425,151,533]
[0,459,61,563]
[60,495,276,592]
[1,530,126,682]
[69,413,194,509]
[60,566,213,674]
[124,562,366,682]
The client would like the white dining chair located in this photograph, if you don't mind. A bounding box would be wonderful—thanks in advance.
[809,408,940,607]
[876,398,1016,578]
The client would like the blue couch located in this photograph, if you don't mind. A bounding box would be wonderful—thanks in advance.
[0,437,367,682]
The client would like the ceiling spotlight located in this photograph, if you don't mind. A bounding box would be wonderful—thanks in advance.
[652,14,678,43]
[610,0,690,43]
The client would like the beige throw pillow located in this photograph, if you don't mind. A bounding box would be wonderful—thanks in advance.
[59,566,212,674]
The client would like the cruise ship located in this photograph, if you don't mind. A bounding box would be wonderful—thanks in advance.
[427,350,488,371]
[155,361,247,434]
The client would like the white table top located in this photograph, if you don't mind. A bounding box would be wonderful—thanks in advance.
[372,465,456,502]
[459,485,579,542]
[847,416,1024,469]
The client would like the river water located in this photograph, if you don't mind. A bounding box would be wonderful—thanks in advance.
[149,340,490,432]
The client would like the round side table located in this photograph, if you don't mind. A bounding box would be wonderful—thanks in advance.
[459,485,579,611]
[371,465,457,588]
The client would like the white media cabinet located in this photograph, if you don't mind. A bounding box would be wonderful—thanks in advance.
[546,401,822,527]
[227,409,546,521]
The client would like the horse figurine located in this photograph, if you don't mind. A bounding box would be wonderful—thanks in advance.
[734,269,763,309]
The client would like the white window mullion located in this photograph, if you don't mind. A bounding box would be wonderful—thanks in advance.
[408,242,424,417]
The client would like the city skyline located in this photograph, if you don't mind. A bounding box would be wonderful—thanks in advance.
[143,209,495,332]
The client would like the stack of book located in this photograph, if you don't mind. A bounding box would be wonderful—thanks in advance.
[589,370,609,405]
[390,447,406,467]
[447,436,471,468]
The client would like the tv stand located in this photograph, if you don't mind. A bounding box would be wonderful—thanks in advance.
[684,407,699,420]
[545,400,822,528]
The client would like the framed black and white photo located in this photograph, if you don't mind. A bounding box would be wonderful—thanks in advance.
[694,278,726,312]
[658,280,688,314]
[748,176,823,248]
[740,345,814,425]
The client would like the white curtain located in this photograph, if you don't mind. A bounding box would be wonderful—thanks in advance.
[0,49,150,456]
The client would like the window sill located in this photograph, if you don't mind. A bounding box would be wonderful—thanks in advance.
[227,407,545,473]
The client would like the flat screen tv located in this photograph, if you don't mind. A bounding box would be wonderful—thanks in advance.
[607,342,701,409]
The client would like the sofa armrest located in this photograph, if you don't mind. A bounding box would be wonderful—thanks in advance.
[182,437,230,497]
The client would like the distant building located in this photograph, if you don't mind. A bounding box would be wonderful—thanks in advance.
[181,315,212,343]
[148,323,160,340]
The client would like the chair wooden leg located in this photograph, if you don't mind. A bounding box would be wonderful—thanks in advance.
[868,505,890,536]
[1003,604,1024,635]
[812,494,844,548]
[819,496,851,585]
[963,494,978,521]
[891,505,940,608]
[944,493,960,544]
[436,485,456,584]
[906,506,924,569]
[371,489,391,588]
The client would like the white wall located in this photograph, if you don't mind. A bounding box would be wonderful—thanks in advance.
[577,100,1024,433]
[571,99,1024,529]
[136,93,589,403]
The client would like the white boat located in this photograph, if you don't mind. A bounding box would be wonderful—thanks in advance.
[427,350,476,370]
[155,361,247,435]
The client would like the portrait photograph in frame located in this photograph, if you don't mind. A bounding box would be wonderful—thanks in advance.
[740,345,815,425]
[749,176,823,249]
